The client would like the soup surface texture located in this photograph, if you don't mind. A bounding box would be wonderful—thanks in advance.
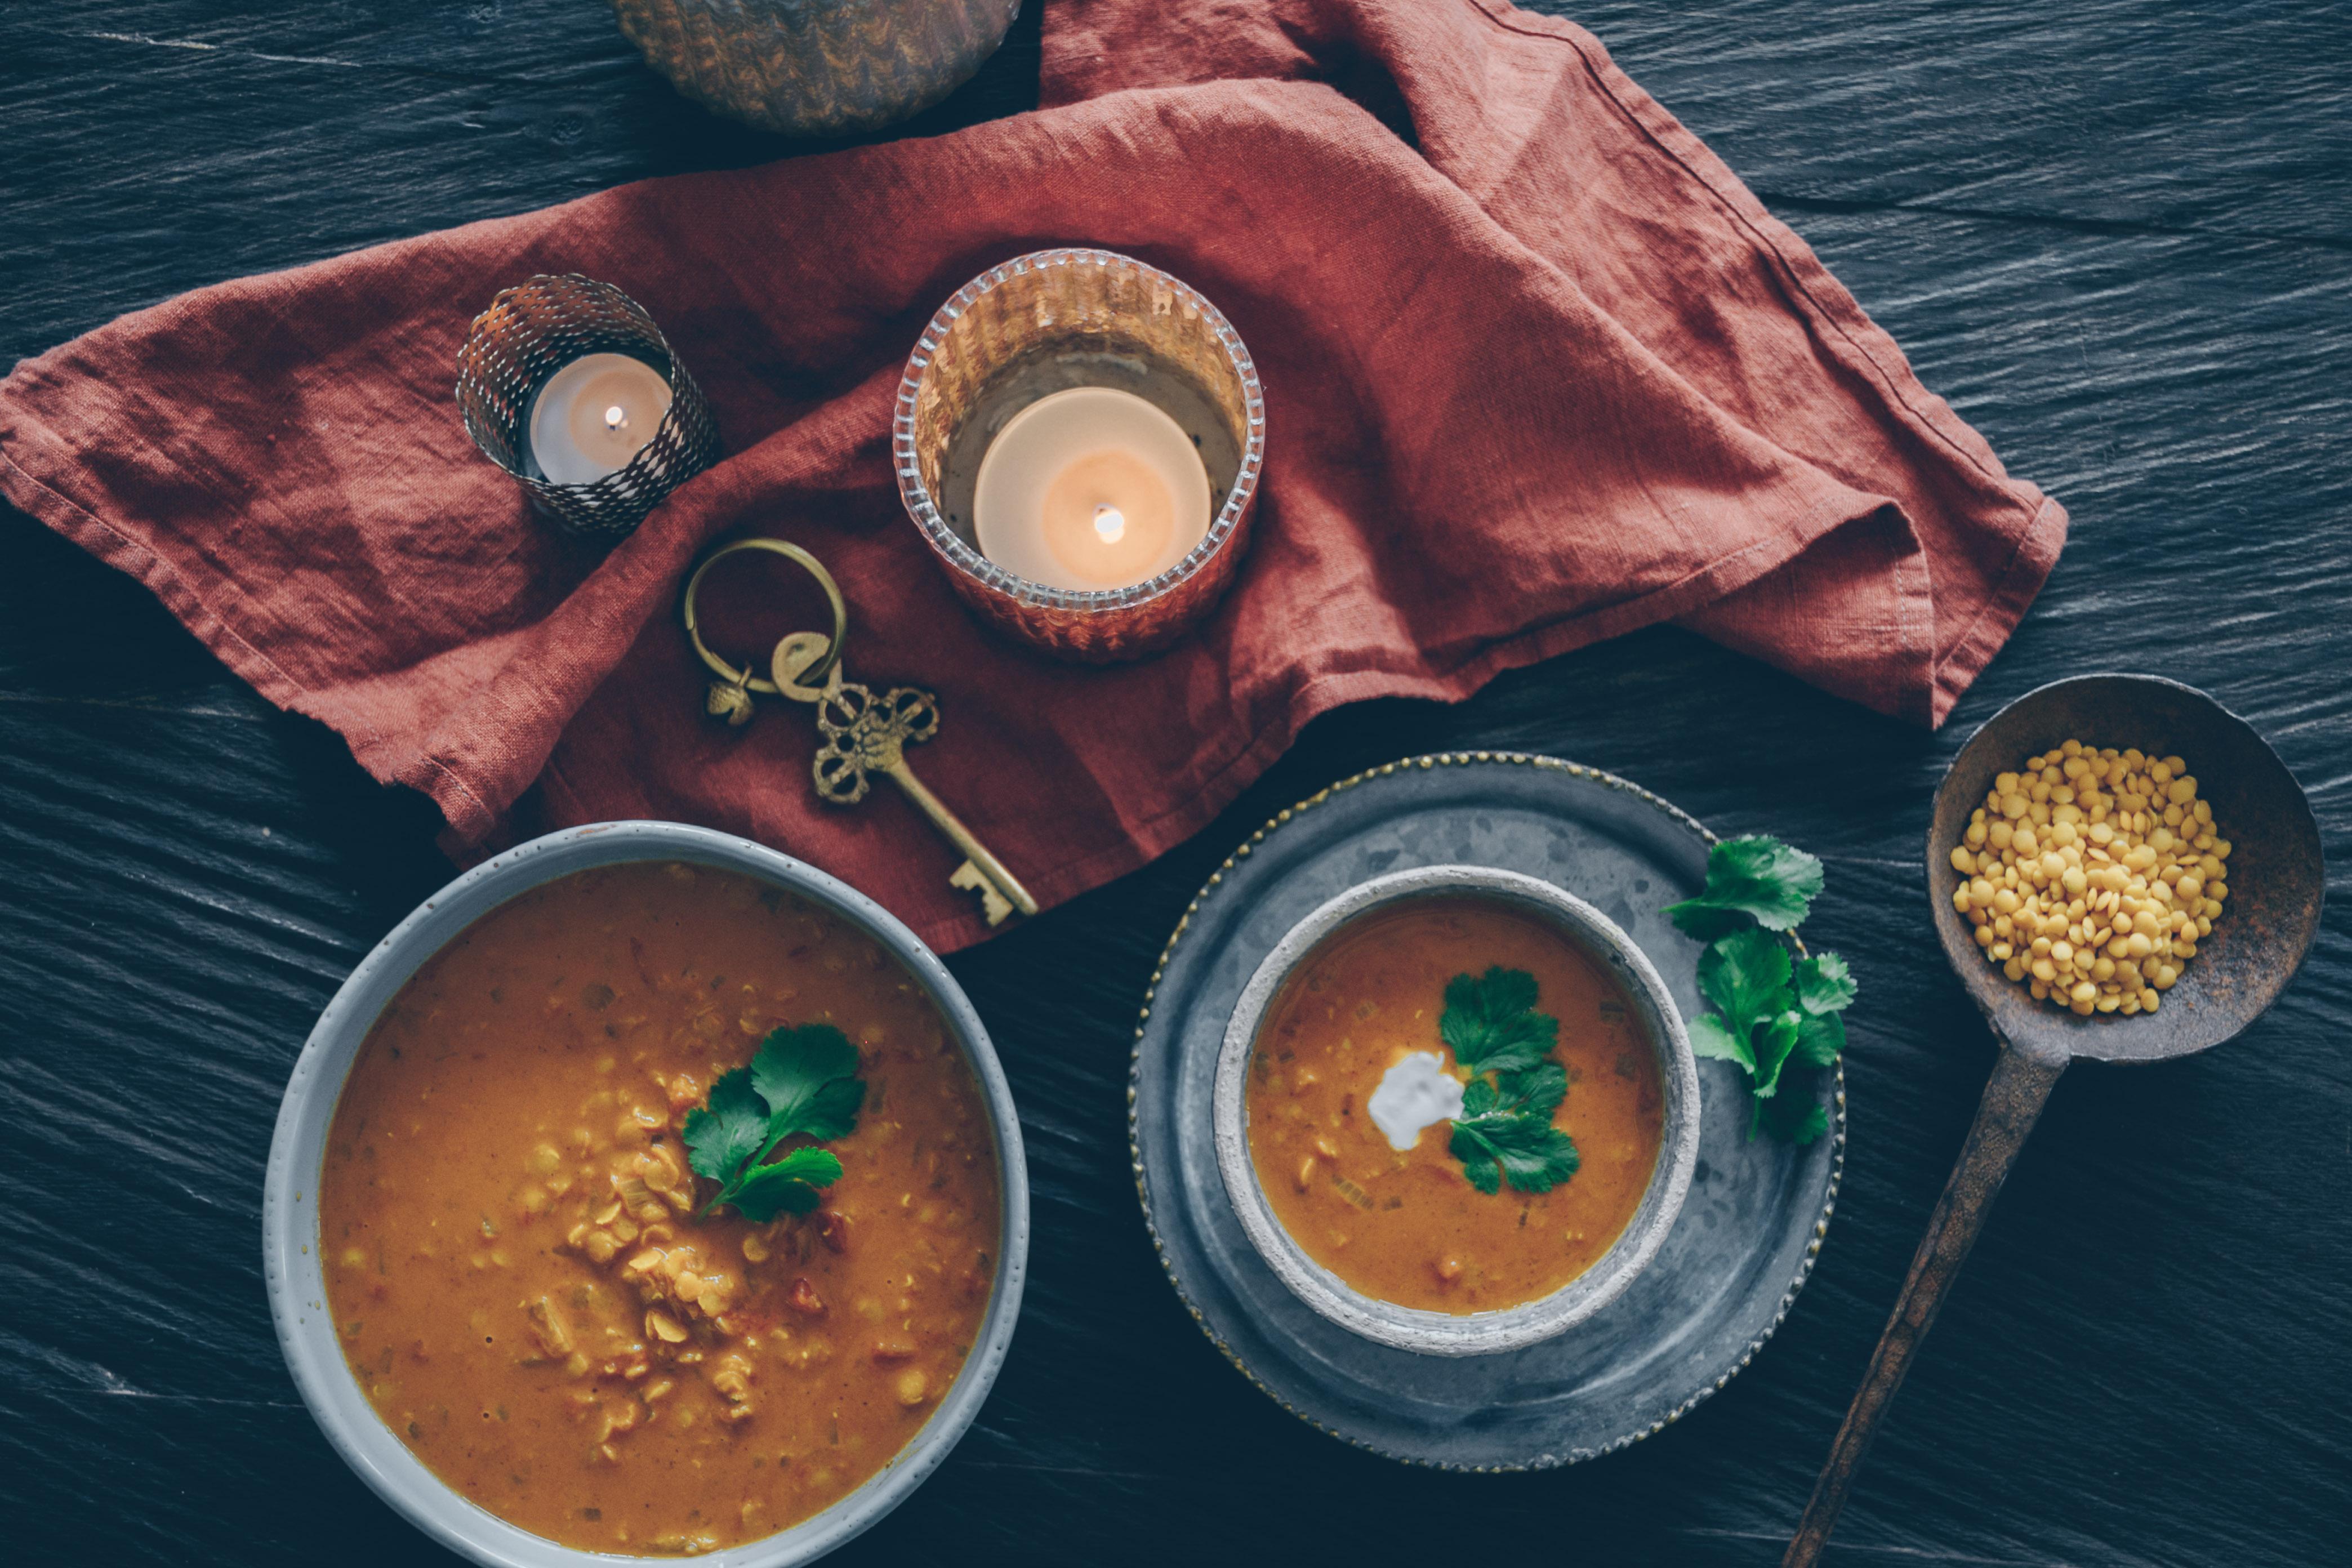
[319,862,1001,1555]
[1244,898,1664,1313]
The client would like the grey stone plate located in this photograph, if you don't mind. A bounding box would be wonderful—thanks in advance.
[1128,753,1844,1469]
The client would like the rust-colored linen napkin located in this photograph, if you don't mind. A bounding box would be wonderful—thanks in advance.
[0,0,2063,952]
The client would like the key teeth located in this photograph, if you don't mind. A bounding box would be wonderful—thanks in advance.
[950,861,1016,926]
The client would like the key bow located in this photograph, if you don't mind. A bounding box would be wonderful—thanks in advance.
[676,540,1037,928]
[812,683,941,804]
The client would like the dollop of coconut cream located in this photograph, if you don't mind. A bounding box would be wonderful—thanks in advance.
[1367,1051,1467,1151]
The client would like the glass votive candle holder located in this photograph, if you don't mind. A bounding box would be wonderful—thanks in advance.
[894,248,1267,662]
[455,274,722,541]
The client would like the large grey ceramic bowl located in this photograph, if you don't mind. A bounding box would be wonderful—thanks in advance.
[1211,865,1699,1357]
[262,821,1029,1568]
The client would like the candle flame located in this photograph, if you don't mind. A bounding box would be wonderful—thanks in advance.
[1092,504,1126,544]
[604,404,629,433]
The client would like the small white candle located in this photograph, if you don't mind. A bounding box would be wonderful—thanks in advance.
[527,352,674,485]
[973,387,1211,591]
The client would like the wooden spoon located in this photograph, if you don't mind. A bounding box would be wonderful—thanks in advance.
[1784,674,2323,1566]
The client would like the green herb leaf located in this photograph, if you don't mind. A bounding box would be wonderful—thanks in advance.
[1664,905,1758,945]
[1794,952,1857,1016]
[750,1024,866,1146]
[1792,1009,1845,1071]
[684,1023,866,1219]
[1750,1010,1805,1099]
[1688,1012,1755,1070]
[1664,835,1825,935]
[1450,1113,1581,1195]
[1460,1075,1502,1119]
[1759,1092,1830,1145]
[726,1148,845,1224]
[1663,835,1847,1146]
[681,1067,769,1184]
[1698,927,1794,1034]
[1449,1120,1507,1195]
[1440,967,1558,1075]
[1504,1061,1569,1122]
[1436,969,1576,1195]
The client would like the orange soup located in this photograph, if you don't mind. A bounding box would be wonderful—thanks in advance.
[1244,898,1663,1313]
[319,861,1001,1555]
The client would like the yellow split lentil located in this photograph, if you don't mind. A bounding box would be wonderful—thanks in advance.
[1947,738,2231,1018]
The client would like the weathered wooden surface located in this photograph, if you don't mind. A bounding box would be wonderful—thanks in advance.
[3,2,2347,1563]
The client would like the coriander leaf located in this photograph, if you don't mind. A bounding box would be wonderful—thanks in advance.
[1450,1122,1505,1195]
[1447,965,1538,1025]
[692,1024,867,1218]
[1440,967,1558,1075]
[1792,1010,1845,1071]
[1671,836,1846,1146]
[1664,835,1824,934]
[1468,1024,1557,1079]
[750,1024,866,1146]
[1460,1075,1502,1119]
[725,1147,844,1224]
[1689,1012,1755,1070]
[1437,966,1578,1195]
[1502,1061,1568,1121]
[1759,1093,1830,1145]
[1698,927,1794,1034]
[1750,1010,1805,1099]
[798,1078,868,1144]
[1664,904,1757,944]
[1795,952,1857,1016]
[1451,1113,1580,1193]
[682,1067,769,1185]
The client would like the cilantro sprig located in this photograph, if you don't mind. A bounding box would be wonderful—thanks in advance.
[1442,967,1580,1195]
[682,1023,866,1222]
[1667,835,1853,1143]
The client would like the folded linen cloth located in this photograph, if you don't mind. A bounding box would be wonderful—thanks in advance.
[0,0,2063,952]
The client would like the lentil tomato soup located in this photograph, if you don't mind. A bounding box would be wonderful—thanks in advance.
[319,861,1001,1555]
[1244,898,1664,1313]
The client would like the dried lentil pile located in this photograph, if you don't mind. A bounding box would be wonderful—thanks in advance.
[1950,740,2231,1016]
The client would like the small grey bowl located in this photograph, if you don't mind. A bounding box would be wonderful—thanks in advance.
[1211,865,1699,1357]
[262,821,1028,1567]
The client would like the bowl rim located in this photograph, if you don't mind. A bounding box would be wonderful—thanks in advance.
[892,245,1267,614]
[262,820,1030,1567]
[1210,864,1700,1357]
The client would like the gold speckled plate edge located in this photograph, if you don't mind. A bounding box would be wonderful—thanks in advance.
[1124,751,1846,1470]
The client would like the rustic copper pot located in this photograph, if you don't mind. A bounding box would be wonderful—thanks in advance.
[610,0,1023,137]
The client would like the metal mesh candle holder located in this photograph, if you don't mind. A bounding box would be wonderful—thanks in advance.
[895,248,1267,663]
[455,274,721,541]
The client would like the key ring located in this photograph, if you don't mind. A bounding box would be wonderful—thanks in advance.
[681,538,848,724]
[676,534,1036,925]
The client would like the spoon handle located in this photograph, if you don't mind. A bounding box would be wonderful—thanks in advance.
[1783,1034,2069,1568]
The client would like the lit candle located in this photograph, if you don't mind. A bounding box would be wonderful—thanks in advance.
[527,352,674,486]
[973,387,1213,591]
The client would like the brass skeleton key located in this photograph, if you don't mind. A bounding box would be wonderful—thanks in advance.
[770,631,1037,927]
[680,536,1037,929]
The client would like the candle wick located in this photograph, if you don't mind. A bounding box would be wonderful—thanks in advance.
[1093,504,1126,544]
[604,404,628,433]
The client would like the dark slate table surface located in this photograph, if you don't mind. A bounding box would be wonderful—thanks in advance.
[5,3,2347,1564]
